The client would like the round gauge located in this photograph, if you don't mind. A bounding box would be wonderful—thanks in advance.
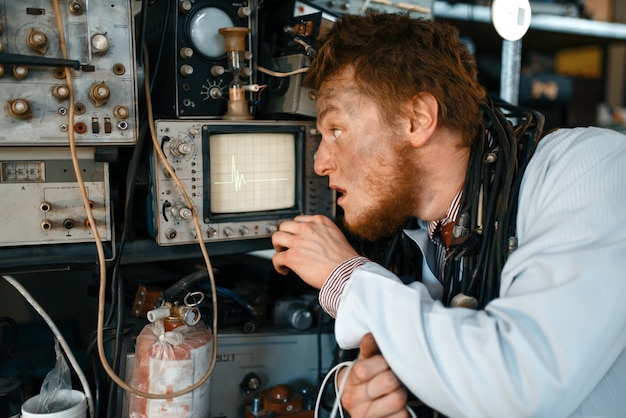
[188,7,233,59]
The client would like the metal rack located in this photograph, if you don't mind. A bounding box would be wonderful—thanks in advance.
[434,2,626,41]
[433,1,626,104]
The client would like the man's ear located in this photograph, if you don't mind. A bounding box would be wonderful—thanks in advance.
[407,93,438,148]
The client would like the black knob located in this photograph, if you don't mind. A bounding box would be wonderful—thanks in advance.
[240,372,262,394]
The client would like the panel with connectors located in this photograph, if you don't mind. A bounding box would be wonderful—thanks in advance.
[0,147,111,246]
[0,0,138,146]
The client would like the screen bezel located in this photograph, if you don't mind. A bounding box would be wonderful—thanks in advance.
[202,123,305,223]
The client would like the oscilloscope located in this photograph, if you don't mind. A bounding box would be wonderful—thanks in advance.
[147,119,335,246]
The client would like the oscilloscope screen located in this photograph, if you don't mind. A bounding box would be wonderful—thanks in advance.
[209,133,296,213]
[203,124,304,221]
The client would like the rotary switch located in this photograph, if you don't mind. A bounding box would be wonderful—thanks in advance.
[27,28,48,54]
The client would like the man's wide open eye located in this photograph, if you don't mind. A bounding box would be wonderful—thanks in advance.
[333,129,342,141]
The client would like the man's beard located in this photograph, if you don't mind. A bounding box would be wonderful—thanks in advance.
[343,145,418,242]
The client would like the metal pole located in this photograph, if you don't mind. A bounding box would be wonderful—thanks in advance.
[500,39,522,105]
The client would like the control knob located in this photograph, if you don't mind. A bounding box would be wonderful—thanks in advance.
[238,6,252,17]
[179,1,192,13]
[114,105,130,120]
[180,47,194,59]
[208,85,223,100]
[52,85,70,100]
[27,28,48,54]
[170,204,193,221]
[91,33,110,54]
[210,65,225,77]
[169,139,193,157]
[89,81,111,107]
[13,65,28,80]
[180,64,194,76]
[7,98,33,119]
[287,305,313,330]
[240,372,262,394]
[69,0,86,15]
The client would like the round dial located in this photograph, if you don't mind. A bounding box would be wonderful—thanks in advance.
[188,7,233,59]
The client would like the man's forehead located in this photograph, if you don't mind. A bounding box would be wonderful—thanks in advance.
[317,84,363,121]
[317,76,364,112]
[318,80,359,100]
[317,66,356,96]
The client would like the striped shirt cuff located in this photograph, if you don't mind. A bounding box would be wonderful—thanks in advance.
[319,256,370,318]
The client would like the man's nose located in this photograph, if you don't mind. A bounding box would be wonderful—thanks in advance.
[313,140,334,176]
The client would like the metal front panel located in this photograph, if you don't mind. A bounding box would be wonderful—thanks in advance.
[0,147,111,246]
[0,0,138,146]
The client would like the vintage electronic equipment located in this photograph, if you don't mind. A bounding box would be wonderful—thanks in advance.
[256,10,321,118]
[210,328,335,418]
[147,119,334,246]
[265,54,317,117]
[143,0,257,118]
[0,147,111,246]
[0,0,138,146]
[294,0,434,20]
[123,328,335,417]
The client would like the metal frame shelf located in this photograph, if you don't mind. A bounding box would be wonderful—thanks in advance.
[433,1,626,105]
[434,1,626,41]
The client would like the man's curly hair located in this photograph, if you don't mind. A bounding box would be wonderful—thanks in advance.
[305,12,486,147]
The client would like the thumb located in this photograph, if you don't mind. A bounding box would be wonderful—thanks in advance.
[358,333,380,359]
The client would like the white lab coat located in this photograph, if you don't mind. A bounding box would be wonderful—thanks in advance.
[330,127,626,417]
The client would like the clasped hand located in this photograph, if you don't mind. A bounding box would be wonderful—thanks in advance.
[340,333,409,417]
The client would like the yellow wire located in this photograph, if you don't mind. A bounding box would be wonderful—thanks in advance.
[52,0,218,402]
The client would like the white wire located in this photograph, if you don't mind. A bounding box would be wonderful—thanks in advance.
[315,359,418,418]
[257,65,308,78]
[2,275,95,418]
[315,360,353,418]
[331,361,353,418]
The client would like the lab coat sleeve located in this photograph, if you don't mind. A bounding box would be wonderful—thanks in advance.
[333,127,626,418]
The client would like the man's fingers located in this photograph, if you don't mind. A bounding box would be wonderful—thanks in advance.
[362,369,404,400]
[364,388,409,418]
[271,260,290,276]
[350,354,391,385]
[341,361,409,418]
[363,384,409,417]
[271,241,291,276]
[293,214,333,225]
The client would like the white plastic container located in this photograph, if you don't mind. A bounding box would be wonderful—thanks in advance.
[21,390,87,418]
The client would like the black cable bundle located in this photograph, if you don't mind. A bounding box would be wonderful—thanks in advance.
[443,96,545,308]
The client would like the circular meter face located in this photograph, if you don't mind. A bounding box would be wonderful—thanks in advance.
[188,7,233,59]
